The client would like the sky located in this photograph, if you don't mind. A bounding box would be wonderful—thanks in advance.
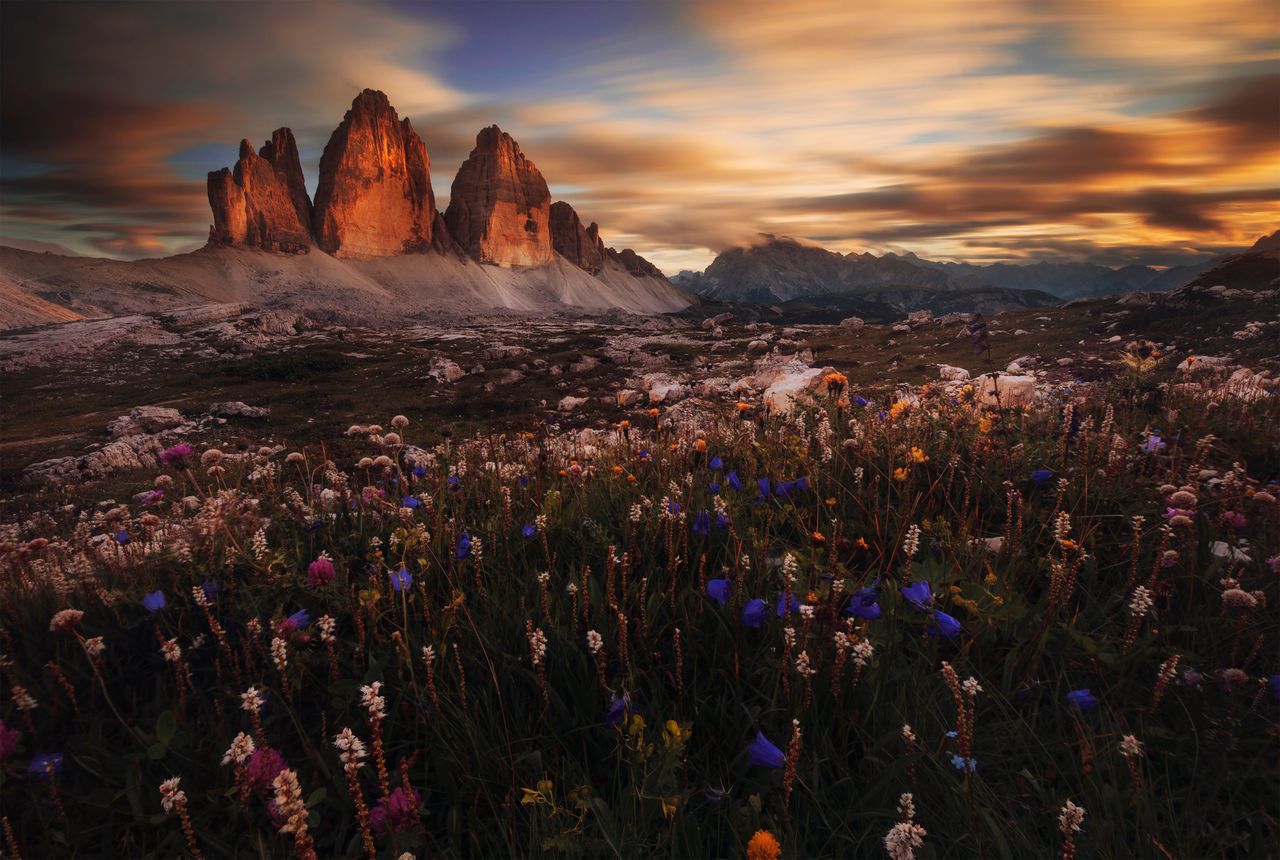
[0,0,1276,273]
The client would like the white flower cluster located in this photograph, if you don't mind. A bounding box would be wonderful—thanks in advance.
[360,681,386,719]
[528,626,548,667]
[902,524,921,559]
[161,638,182,664]
[159,776,186,815]
[1129,585,1154,617]
[222,731,256,767]
[586,630,604,655]
[317,615,336,644]
[333,727,368,770]
[1059,800,1086,834]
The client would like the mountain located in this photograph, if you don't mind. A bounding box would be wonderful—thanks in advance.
[1179,229,1280,291]
[678,233,1264,308]
[0,89,689,328]
[679,235,1051,312]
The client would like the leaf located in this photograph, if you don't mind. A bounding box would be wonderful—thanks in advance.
[155,710,176,746]
[305,787,327,808]
[147,743,168,760]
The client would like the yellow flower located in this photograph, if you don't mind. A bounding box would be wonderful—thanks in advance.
[823,372,848,394]
[611,465,624,475]
[825,497,837,506]
[660,795,680,819]
[736,401,752,413]
[747,829,782,860]
[977,415,994,435]
[889,399,910,420]
[909,446,929,463]
[855,537,869,550]
[662,719,691,750]
[893,467,910,481]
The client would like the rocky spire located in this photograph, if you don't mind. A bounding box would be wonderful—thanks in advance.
[207,128,313,253]
[444,126,553,267]
[549,201,604,274]
[311,89,436,258]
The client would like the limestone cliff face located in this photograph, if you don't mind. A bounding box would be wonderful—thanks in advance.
[207,128,313,253]
[549,201,604,274]
[607,246,665,278]
[445,126,553,267]
[311,89,436,258]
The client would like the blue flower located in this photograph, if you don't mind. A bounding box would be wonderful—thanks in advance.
[412,465,427,478]
[717,513,731,531]
[1031,468,1054,486]
[792,476,810,492]
[287,609,311,629]
[845,587,882,620]
[928,610,961,638]
[949,754,978,773]
[115,531,131,545]
[141,590,166,613]
[708,482,721,495]
[447,475,460,490]
[901,581,932,609]
[667,500,682,515]
[1141,433,1166,454]
[710,456,724,471]
[1066,688,1098,711]
[756,478,771,501]
[456,531,472,559]
[775,591,799,617]
[727,471,742,492]
[692,511,712,536]
[747,731,785,768]
[854,396,869,407]
[200,580,220,602]
[390,567,413,592]
[1271,675,1280,700]
[518,476,529,488]
[706,578,730,606]
[27,752,64,779]
[945,730,958,739]
[522,524,537,539]
[606,694,633,728]
[401,495,421,509]
[742,599,768,628]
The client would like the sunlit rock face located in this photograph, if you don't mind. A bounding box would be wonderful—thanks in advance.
[445,126,553,268]
[207,128,313,253]
[550,201,604,274]
[312,89,436,258]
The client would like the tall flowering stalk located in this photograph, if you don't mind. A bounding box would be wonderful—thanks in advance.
[782,718,802,815]
[241,686,267,745]
[221,732,256,811]
[901,724,918,785]
[1123,585,1154,653]
[317,616,339,683]
[1058,800,1085,860]
[421,646,440,711]
[1119,734,1144,788]
[1150,654,1180,711]
[360,681,391,800]
[884,792,926,860]
[193,585,241,688]
[587,630,607,691]
[271,768,317,860]
[527,621,550,708]
[159,777,203,860]
[941,662,979,772]
[334,727,376,858]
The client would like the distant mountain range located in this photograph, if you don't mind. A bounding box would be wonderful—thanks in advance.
[673,232,1279,309]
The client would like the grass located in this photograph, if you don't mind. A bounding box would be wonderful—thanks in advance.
[1,353,1277,859]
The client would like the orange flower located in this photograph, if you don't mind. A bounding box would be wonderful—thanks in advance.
[694,439,708,453]
[811,530,827,545]
[746,829,781,860]
[854,537,869,550]
[893,467,910,481]
[908,446,929,463]
[736,401,752,413]
[647,408,660,418]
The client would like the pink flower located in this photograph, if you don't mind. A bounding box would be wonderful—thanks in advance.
[307,557,336,587]
[245,746,287,793]
[0,720,19,763]
[159,443,194,467]
[370,786,421,836]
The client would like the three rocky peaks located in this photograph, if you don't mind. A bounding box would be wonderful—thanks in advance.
[208,89,659,276]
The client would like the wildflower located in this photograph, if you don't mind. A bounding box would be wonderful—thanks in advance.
[710,455,724,471]
[742,599,769,628]
[949,754,978,773]
[1129,585,1154,616]
[746,829,782,860]
[245,747,287,793]
[606,694,633,728]
[1120,734,1143,757]
[901,581,932,609]
[221,732,256,767]
[927,610,961,638]
[884,821,927,860]
[901,524,922,559]
[456,531,473,559]
[1059,799,1086,833]
[893,467,910,481]
[159,776,187,815]
[241,686,266,714]
[83,636,106,657]
[1222,588,1257,610]
[370,786,421,836]
[115,530,131,545]
[284,609,310,630]
[141,590,166,612]
[390,566,413,592]
[27,752,64,779]
[746,731,785,768]
[159,443,194,467]
[12,685,38,711]
[908,446,929,463]
[333,727,368,769]
[1031,468,1054,486]
[271,767,311,839]
[1140,432,1165,454]
[586,630,604,654]
[845,586,882,620]
[706,578,730,606]
[360,681,386,719]
[692,510,712,536]
[1066,688,1098,712]
[307,556,336,586]
[49,608,84,632]
[522,523,537,539]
